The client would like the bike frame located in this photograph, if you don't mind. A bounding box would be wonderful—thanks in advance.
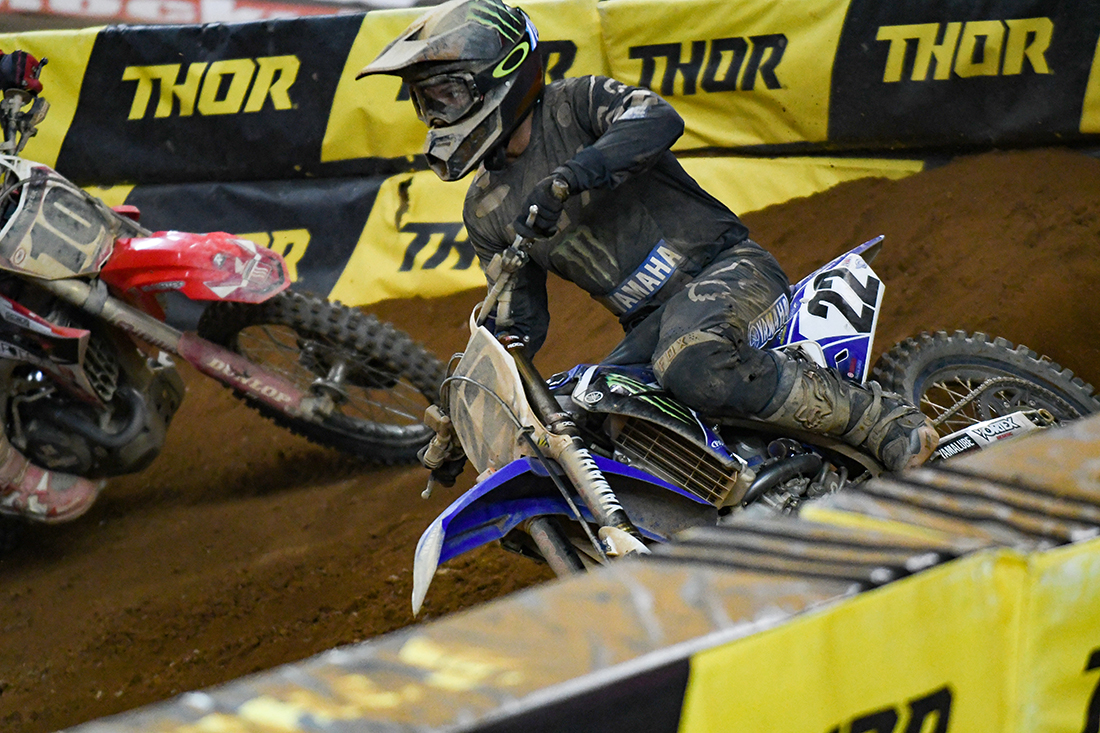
[0,156,332,419]
[412,237,888,608]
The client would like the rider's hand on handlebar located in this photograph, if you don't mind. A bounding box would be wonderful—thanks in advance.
[513,172,571,240]
[0,51,45,95]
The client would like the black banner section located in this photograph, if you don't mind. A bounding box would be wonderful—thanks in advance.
[830,0,1100,149]
[123,175,382,300]
[475,658,690,733]
[55,16,365,185]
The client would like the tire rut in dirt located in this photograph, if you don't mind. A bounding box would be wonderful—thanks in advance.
[197,290,445,464]
[872,330,1100,438]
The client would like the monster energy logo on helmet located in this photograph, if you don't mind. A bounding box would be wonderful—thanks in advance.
[468,0,525,42]
[470,0,538,78]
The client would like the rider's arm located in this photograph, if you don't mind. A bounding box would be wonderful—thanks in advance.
[558,76,685,194]
[468,224,551,354]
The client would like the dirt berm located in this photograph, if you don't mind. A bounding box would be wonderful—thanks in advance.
[2,147,1099,732]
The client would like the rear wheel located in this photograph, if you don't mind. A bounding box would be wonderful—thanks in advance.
[872,330,1100,439]
[198,290,445,464]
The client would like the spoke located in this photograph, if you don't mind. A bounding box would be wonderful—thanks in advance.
[919,372,1081,436]
[924,378,989,431]
[232,324,430,428]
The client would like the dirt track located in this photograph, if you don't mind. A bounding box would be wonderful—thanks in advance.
[3,147,1100,732]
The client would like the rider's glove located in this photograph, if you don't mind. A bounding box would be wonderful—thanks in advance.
[0,51,45,95]
[513,170,573,240]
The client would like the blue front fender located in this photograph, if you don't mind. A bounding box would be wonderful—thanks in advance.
[411,454,718,613]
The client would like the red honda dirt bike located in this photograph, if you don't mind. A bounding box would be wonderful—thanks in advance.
[0,87,443,544]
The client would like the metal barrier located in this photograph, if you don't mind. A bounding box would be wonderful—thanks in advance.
[65,416,1100,733]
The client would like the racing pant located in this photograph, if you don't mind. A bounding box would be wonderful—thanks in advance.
[649,241,790,416]
[606,240,936,471]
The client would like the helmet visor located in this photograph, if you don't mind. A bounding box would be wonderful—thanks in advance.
[411,73,481,127]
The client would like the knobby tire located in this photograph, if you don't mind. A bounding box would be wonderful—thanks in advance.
[197,290,445,464]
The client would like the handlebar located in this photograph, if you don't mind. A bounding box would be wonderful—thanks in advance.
[476,176,570,328]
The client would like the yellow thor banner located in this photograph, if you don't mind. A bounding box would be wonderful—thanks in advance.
[1082,33,1100,134]
[324,156,924,308]
[599,0,849,152]
[323,0,607,165]
[680,155,923,217]
[329,170,483,305]
[679,552,1021,732]
[1018,537,1100,733]
[0,28,100,168]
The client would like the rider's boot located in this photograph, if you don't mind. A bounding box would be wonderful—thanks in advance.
[0,433,104,523]
[756,358,938,472]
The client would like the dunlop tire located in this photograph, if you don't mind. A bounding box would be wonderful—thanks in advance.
[871,330,1100,434]
[197,290,444,464]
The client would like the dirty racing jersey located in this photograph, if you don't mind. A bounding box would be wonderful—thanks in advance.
[463,75,749,354]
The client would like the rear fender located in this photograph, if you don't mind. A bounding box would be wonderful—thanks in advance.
[100,231,290,315]
[412,454,716,613]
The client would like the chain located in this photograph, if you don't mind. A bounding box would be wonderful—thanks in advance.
[930,375,1069,427]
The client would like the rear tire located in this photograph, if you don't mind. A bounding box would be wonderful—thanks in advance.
[871,330,1100,439]
[197,290,445,464]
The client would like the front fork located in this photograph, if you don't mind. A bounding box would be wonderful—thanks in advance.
[418,331,647,559]
[498,335,644,542]
[525,516,586,576]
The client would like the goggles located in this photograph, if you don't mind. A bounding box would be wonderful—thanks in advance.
[410,73,483,127]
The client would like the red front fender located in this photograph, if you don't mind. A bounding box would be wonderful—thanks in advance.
[100,231,290,315]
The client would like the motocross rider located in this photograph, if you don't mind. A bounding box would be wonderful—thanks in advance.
[358,0,938,476]
[0,50,103,525]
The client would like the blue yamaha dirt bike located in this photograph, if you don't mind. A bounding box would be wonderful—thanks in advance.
[412,233,1099,613]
